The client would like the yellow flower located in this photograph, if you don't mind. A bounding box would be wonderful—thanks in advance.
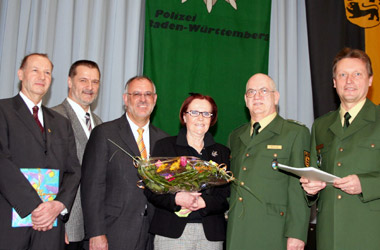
[157,163,168,173]
[170,160,180,171]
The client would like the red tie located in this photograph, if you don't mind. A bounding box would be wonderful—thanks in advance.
[32,106,44,133]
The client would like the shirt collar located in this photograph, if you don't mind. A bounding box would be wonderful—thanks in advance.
[251,112,277,135]
[126,113,150,131]
[19,91,42,114]
[67,97,91,118]
[339,99,366,126]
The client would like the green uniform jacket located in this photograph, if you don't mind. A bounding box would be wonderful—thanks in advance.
[226,115,310,250]
[310,99,380,250]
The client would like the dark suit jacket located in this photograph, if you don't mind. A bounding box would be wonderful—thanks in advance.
[81,114,168,250]
[145,128,230,241]
[52,99,102,242]
[0,94,81,249]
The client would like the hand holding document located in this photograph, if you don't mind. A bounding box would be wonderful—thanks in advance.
[272,162,340,184]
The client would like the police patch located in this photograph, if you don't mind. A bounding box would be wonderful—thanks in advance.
[304,150,310,167]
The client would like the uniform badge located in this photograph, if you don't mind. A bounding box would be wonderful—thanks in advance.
[267,145,282,150]
[304,151,310,167]
[316,144,324,167]
[211,151,218,157]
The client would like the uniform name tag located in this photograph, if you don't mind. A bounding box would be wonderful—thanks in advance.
[267,145,282,150]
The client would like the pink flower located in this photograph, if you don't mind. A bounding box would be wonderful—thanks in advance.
[164,174,173,180]
[180,157,187,167]
[155,160,163,167]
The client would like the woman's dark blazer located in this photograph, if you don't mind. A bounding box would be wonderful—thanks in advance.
[144,129,230,241]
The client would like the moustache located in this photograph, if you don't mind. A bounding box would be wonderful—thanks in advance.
[83,90,94,95]
[137,101,148,106]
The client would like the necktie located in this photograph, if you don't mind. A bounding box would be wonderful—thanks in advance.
[85,112,92,132]
[137,128,147,159]
[344,112,351,129]
[251,122,261,138]
[32,106,44,133]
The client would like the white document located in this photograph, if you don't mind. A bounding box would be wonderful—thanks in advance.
[276,163,340,184]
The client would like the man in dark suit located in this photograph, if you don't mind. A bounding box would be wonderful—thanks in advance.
[81,76,168,250]
[52,60,103,250]
[301,48,380,250]
[0,53,80,250]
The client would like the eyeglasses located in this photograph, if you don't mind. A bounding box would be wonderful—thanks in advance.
[126,92,156,98]
[245,88,275,98]
[185,110,213,118]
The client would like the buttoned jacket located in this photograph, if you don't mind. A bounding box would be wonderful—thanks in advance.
[310,99,380,250]
[226,115,310,250]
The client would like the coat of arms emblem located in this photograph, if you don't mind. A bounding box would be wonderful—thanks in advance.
[345,0,380,28]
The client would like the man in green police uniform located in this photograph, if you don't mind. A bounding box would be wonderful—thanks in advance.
[226,73,310,250]
[301,48,380,250]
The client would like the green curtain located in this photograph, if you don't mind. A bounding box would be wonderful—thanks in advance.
[144,0,271,144]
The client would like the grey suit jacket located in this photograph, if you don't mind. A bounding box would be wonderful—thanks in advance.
[52,99,102,242]
[81,114,168,250]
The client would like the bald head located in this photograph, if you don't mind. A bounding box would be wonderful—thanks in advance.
[246,73,277,92]
[244,73,279,121]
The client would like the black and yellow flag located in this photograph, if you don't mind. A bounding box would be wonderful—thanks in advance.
[306,0,380,117]
[344,0,380,102]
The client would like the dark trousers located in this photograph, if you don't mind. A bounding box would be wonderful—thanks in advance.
[65,241,84,250]
[0,221,65,250]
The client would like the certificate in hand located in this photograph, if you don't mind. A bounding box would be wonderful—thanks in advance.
[275,163,340,184]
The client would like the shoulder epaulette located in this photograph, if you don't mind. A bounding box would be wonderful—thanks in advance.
[286,119,306,127]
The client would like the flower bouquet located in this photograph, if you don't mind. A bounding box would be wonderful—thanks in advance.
[108,139,260,208]
[108,139,233,193]
[137,156,233,194]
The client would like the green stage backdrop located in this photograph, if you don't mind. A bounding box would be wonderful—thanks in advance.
[144,0,271,144]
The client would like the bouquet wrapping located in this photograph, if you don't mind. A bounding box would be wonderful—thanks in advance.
[136,156,233,194]
[108,139,260,207]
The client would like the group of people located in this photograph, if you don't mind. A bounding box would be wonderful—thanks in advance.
[0,47,379,250]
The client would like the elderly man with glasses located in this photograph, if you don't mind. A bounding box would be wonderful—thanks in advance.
[226,73,311,250]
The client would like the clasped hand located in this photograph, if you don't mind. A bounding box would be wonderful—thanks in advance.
[31,200,65,231]
[175,191,206,212]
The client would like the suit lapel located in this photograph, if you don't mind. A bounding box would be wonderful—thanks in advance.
[149,124,161,152]
[62,100,88,145]
[43,106,52,149]
[118,115,140,157]
[328,111,344,139]
[341,100,375,140]
[13,95,45,147]
[239,123,252,147]
[93,113,102,127]
[240,115,282,148]
[329,100,376,140]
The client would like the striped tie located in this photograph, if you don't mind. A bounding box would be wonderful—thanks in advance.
[85,112,92,132]
[137,128,147,159]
